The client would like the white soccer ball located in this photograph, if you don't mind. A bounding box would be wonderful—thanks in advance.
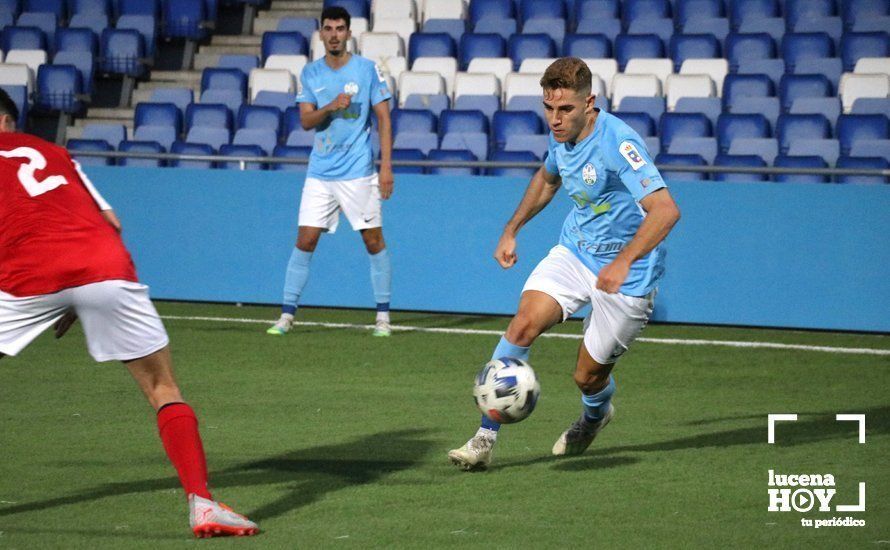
[473,357,541,424]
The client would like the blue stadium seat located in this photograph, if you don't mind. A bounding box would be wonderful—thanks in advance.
[782,32,834,72]
[626,17,674,45]
[238,104,281,137]
[736,58,785,88]
[614,112,656,137]
[453,95,500,121]
[277,16,317,37]
[790,97,841,130]
[676,0,724,26]
[614,33,664,70]
[623,0,671,28]
[53,50,93,94]
[261,31,308,62]
[787,138,840,165]
[520,0,566,22]
[186,103,232,131]
[232,128,276,155]
[851,98,890,118]
[201,67,247,97]
[522,18,566,50]
[729,97,780,128]
[575,17,621,42]
[0,11,13,28]
[682,17,730,42]
[727,137,779,163]
[403,94,450,117]
[282,105,301,136]
[773,155,830,183]
[116,14,156,55]
[487,149,537,177]
[322,0,368,18]
[118,140,165,167]
[440,132,488,162]
[836,155,889,184]
[507,33,555,70]
[68,13,107,36]
[118,0,159,16]
[0,84,28,128]
[472,17,516,41]
[837,114,890,155]
[563,33,610,58]
[285,127,314,147]
[503,133,548,158]
[150,88,193,115]
[134,125,176,150]
[841,31,890,71]
[729,0,779,31]
[55,27,97,54]
[778,74,831,113]
[722,74,775,111]
[199,91,241,120]
[427,148,478,175]
[70,0,109,15]
[186,126,230,151]
[616,97,665,122]
[793,56,843,90]
[163,0,206,40]
[24,0,63,19]
[423,19,466,44]
[100,28,145,76]
[253,91,296,112]
[717,113,771,153]
[793,16,843,43]
[392,108,437,136]
[659,112,712,152]
[217,54,259,76]
[459,33,505,70]
[272,144,311,171]
[725,32,776,72]
[67,139,112,165]
[669,34,720,71]
[574,0,618,23]
[506,96,544,126]
[841,0,889,31]
[470,0,514,25]
[786,0,836,29]
[393,131,438,155]
[492,110,543,151]
[439,109,488,137]
[2,26,46,52]
[674,97,721,127]
[776,113,831,154]
[135,102,182,136]
[0,0,22,18]
[170,141,214,169]
[391,148,426,174]
[81,122,125,149]
[654,153,708,181]
[852,15,890,33]
[408,32,456,65]
[713,153,768,181]
[35,64,82,113]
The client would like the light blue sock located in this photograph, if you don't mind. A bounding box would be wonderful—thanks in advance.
[282,248,313,315]
[480,336,531,432]
[581,376,616,423]
[369,248,391,305]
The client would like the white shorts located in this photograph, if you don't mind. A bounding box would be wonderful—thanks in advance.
[298,173,382,233]
[523,245,655,365]
[0,280,169,362]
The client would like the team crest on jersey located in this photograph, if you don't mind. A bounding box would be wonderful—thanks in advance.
[344,81,359,96]
[582,163,597,186]
[620,141,647,171]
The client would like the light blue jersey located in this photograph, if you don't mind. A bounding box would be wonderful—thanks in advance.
[296,54,391,181]
[544,110,668,296]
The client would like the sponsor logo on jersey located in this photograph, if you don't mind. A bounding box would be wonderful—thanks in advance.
[582,162,597,185]
[344,82,359,96]
[620,141,647,171]
[374,63,387,83]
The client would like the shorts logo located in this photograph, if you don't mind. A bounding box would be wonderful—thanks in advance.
[620,141,647,171]
[582,163,597,186]
[344,82,359,96]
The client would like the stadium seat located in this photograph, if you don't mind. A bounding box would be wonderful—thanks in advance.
[35,63,81,112]
[728,137,779,164]
[837,113,890,155]
[453,94,500,120]
[786,0,836,28]
[186,102,231,131]
[676,0,724,26]
[776,113,831,154]
[16,12,57,46]
[4,49,44,76]
[790,97,842,130]
[842,32,890,71]
[842,0,889,31]
[403,93,450,117]
[412,56,457,96]
[322,0,368,18]
[134,124,176,150]
[285,127,314,147]
[729,0,779,31]
[100,28,145,77]
[116,14,155,55]
[252,90,296,111]
[793,16,844,42]
[201,67,247,98]
[263,54,307,82]
[67,12,107,37]
[237,104,281,136]
[614,34,664,70]
[782,33,835,73]
[80,122,125,149]
[466,57,513,87]
[163,0,206,40]
[779,74,832,113]
[737,58,785,89]
[423,0,465,22]
[722,74,775,111]
[787,139,840,165]
[422,19,466,45]
[612,74,661,111]
[836,155,889,184]
[248,68,294,101]
[851,97,890,117]
[504,72,543,106]
[359,32,403,64]
[216,54,258,77]
[522,18,566,50]
[199,90,240,117]
[682,16,730,42]
[679,59,728,97]
[118,0,158,16]
[486,149,537,176]
[118,140,164,167]
[839,73,890,113]
[563,34,610,59]
[232,128,276,155]
[2,26,45,52]
[469,0,514,25]
[667,137,718,163]
[773,155,830,183]
[624,58,673,90]
[439,108,488,137]
[716,113,771,153]
[393,131,438,154]
[372,0,415,21]
[472,17,516,41]
[391,148,425,174]
[664,74,715,111]
[0,84,28,127]
[794,57,844,92]
[854,56,890,75]
[66,139,112,165]
[575,17,622,42]
[574,0,619,22]
[492,110,543,151]
[398,71,444,107]
[454,72,501,102]
[459,33,506,70]
[520,0,566,23]
[272,146,311,171]
[659,112,712,152]
[583,58,618,95]
[615,112,656,137]
[623,0,671,27]
[427,148,478,175]
[373,19,416,51]
[616,96,665,122]
[725,32,776,72]
[218,144,265,170]
[407,33,454,65]
[135,102,181,138]
[713,153,768,181]
[170,141,213,169]
[262,32,308,63]
[277,16,317,37]
[0,0,21,17]
[729,96,780,128]
[0,63,33,95]
[55,27,97,55]
[392,108,437,136]
[518,58,556,74]
[626,17,673,45]
[669,34,720,72]
[503,133,548,159]
[507,33,555,71]
[186,126,229,151]
[674,97,721,126]
[149,88,192,115]
[655,152,708,180]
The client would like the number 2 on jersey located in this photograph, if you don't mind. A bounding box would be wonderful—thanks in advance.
[0,147,68,197]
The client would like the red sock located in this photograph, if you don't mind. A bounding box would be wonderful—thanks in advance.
[156,402,212,500]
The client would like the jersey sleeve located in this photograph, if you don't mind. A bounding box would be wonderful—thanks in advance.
[607,132,666,202]
[296,66,316,105]
[543,134,559,175]
[370,62,392,105]
[72,159,112,211]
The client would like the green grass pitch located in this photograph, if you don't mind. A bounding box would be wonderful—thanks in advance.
[1,302,888,548]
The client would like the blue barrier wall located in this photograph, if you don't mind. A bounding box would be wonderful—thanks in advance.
[86,167,890,333]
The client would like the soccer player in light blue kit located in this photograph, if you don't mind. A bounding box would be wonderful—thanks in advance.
[268,6,394,337]
[449,58,681,470]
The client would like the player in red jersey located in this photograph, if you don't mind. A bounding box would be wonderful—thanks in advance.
[0,90,258,538]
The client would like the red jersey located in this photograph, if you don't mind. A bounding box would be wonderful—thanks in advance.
[0,133,137,297]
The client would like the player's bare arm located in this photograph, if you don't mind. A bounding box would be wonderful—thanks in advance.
[596,188,681,293]
[373,100,394,200]
[299,94,352,130]
[495,167,562,269]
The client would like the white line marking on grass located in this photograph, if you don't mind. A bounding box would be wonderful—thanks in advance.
[160,315,890,356]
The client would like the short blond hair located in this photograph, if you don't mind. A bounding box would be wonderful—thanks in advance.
[540,57,592,96]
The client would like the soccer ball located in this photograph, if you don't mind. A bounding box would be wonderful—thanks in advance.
[473,357,541,424]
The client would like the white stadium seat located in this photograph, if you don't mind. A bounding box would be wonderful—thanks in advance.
[371,17,416,49]
[518,57,556,74]
[611,74,662,110]
[665,74,716,110]
[397,71,445,106]
[359,32,404,64]
[453,71,500,100]
[0,63,34,92]
[248,68,295,101]
[351,17,369,39]
[466,57,512,87]
[422,0,465,22]
[505,72,543,105]
[4,49,47,76]
[378,55,407,82]
[839,73,890,113]
[624,58,674,88]
[853,57,890,76]
[264,54,308,82]
[412,56,457,96]
[680,58,729,97]
[372,0,417,22]
[582,58,618,97]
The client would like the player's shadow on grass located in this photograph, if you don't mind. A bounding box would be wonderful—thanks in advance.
[0,429,436,525]
[496,454,640,472]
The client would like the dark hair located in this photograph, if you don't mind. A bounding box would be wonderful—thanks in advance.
[540,57,593,96]
[0,88,19,125]
[321,6,351,29]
